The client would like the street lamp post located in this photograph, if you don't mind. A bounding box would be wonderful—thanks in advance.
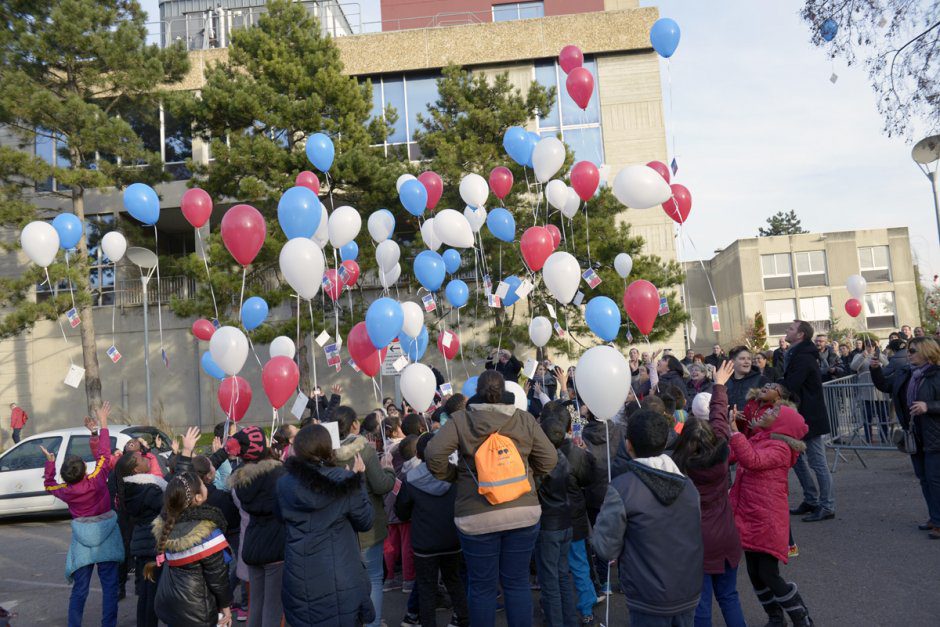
[912,135,940,245]
[126,247,159,423]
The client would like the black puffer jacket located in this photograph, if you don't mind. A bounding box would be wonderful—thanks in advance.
[121,473,166,558]
[558,440,594,541]
[537,448,571,531]
[276,457,375,627]
[872,363,940,452]
[153,505,232,627]
[229,458,286,565]
[582,420,627,515]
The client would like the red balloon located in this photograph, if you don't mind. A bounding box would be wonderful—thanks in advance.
[489,166,513,200]
[570,161,599,201]
[623,280,660,336]
[348,322,389,378]
[437,330,459,360]
[341,260,360,287]
[192,318,215,341]
[262,356,300,409]
[559,45,583,74]
[565,67,594,110]
[181,188,213,229]
[662,184,692,224]
[324,268,344,301]
[221,204,266,266]
[647,161,670,184]
[546,224,561,248]
[845,298,862,318]
[418,171,443,210]
[520,226,555,271]
[218,376,252,422]
[295,171,320,196]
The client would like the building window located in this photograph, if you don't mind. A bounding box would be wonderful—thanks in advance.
[366,72,441,160]
[794,250,828,287]
[34,131,69,193]
[858,246,892,282]
[765,298,796,336]
[864,292,896,329]
[36,214,115,307]
[799,296,831,333]
[534,58,604,165]
[493,2,545,22]
[162,104,193,180]
[761,253,792,290]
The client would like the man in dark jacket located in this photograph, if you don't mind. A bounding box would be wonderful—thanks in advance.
[704,345,727,370]
[303,384,342,425]
[593,410,703,624]
[771,338,789,371]
[485,348,523,382]
[724,346,768,412]
[782,320,835,522]
[815,334,844,382]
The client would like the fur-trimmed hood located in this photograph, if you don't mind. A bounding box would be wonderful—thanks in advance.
[284,456,362,498]
[152,504,228,552]
[124,473,167,490]
[226,457,282,490]
[333,434,367,463]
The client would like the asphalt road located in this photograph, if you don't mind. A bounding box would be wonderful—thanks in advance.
[1,450,937,626]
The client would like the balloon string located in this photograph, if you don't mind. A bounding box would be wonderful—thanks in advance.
[332,247,340,343]
[604,418,612,627]
[457,309,470,379]
[667,57,677,169]
[584,201,592,266]
[307,299,320,420]
[248,335,263,367]
[270,407,278,447]
[111,292,117,347]
[683,230,719,306]
[47,267,75,365]
[153,226,165,358]
[238,267,246,321]
[196,228,220,320]
[570,217,577,258]
[63,251,78,312]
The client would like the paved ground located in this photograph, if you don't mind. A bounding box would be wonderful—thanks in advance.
[1,449,937,626]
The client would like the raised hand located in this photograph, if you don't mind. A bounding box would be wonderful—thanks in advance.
[331,384,343,395]
[170,438,180,456]
[39,445,55,462]
[95,401,111,429]
[181,426,201,457]
[714,361,735,387]
[211,436,222,453]
[83,416,98,433]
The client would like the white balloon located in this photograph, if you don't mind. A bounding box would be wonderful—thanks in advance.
[529,316,552,347]
[420,218,442,251]
[401,363,436,412]
[463,206,487,233]
[328,205,361,248]
[280,238,325,299]
[505,381,528,412]
[532,137,565,183]
[459,173,488,209]
[396,173,416,193]
[312,204,329,248]
[381,263,401,289]
[614,253,633,279]
[401,301,424,338]
[20,221,59,268]
[543,251,581,304]
[612,164,673,209]
[846,274,867,300]
[545,180,568,211]
[368,210,395,242]
[209,326,249,377]
[375,240,400,272]
[269,336,296,360]
[561,187,581,219]
[575,346,631,420]
[101,231,127,263]
[433,209,474,248]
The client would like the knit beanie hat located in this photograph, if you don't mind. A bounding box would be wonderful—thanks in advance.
[225,425,268,461]
[691,392,712,420]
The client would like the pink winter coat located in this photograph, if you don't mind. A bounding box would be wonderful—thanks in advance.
[729,406,808,563]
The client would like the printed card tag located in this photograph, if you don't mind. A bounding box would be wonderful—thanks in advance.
[422,293,437,313]
[523,358,537,379]
[442,331,454,348]
[324,342,339,357]
[582,269,602,289]
[393,355,409,372]
[348,359,361,373]
[323,421,341,449]
[392,478,402,496]
[316,330,331,347]
[495,281,510,299]
[322,275,333,292]
[626,328,634,342]
[553,321,566,338]
[439,382,453,397]
[516,279,534,299]
[64,364,85,388]
[483,274,492,292]
[107,345,122,364]
[710,305,721,332]
[488,293,502,308]
[658,297,670,316]
[211,318,221,329]
[546,303,557,319]
[573,291,585,306]
[338,265,350,284]
[290,392,309,419]
[66,308,81,328]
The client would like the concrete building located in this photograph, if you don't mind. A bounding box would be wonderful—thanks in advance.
[684,227,920,352]
[1,0,677,437]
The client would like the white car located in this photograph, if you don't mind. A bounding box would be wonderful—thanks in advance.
[0,425,172,517]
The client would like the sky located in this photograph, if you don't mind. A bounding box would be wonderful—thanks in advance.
[139,0,939,277]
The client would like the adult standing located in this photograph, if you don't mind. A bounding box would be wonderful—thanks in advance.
[724,347,768,413]
[871,337,940,538]
[771,338,789,372]
[425,370,557,626]
[850,343,889,444]
[681,349,695,368]
[485,348,523,382]
[755,352,780,382]
[9,402,27,444]
[782,320,835,523]
[814,334,844,382]
[686,364,714,407]
[705,345,727,370]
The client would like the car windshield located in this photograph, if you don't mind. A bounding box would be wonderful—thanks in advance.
[0,437,62,472]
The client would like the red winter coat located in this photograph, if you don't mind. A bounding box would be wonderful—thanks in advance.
[729,406,808,563]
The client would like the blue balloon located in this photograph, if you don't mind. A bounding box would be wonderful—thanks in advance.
[414,250,446,292]
[650,17,680,58]
[366,297,404,350]
[399,179,428,217]
[585,296,622,342]
[503,126,529,166]
[123,183,160,226]
[820,18,838,42]
[462,376,478,398]
[442,249,462,275]
[401,326,429,361]
[340,241,359,262]
[52,213,83,249]
[201,352,226,380]
[501,275,523,307]
[486,207,516,243]
[277,186,321,239]
[445,279,469,309]
[305,132,334,171]
[241,296,269,331]
[524,133,540,168]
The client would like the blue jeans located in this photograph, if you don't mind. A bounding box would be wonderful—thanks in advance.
[361,542,384,627]
[459,523,540,627]
[911,450,940,525]
[69,561,119,627]
[568,539,597,617]
[793,435,834,511]
[694,563,746,627]
[535,527,576,627]
[630,609,694,626]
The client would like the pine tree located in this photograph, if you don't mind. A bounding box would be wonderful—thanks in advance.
[758,210,807,236]
[749,312,768,350]
[0,0,189,413]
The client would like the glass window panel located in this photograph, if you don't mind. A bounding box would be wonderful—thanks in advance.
[163,107,192,163]
[493,5,518,21]
[872,246,889,267]
[405,74,439,142]
[560,58,600,125]
[35,133,55,192]
[858,247,873,269]
[0,437,62,471]
[799,296,830,321]
[761,255,774,276]
[369,79,383,121]
[56,136,70,169]
[534,61,560,128]
[563,127,604,166]
[382,77,407,144]
[864,292,895,316]
[765,299,796,323]
[795,252,810,274]
[519,2,544,19]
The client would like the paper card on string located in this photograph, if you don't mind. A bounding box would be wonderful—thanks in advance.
[393,355,409,372]
[573,291,585,307]
[546,303,557,319]
[553,321,566,338]
[348,359,361,373]
[64,364,85,388]
[690,319,698,345]
[441,331,454,348]
[315,330,331,347]
[523,358,537,379]
[106,345,122,364]
[829,73,838,84]
[338,265,350,284]
[710,306,721,332]
[290,392,309,420]
[658,297,670,316]
[582,269,601,289]
[66,308,81,328]
[323,420,341,449]
[670,158,679,176]
[161,349,169,368]
[626,328,634,342]
[322,275,333,292]
[483,274,492,293]
[488,294,502,308]
[439,382,453,397]
[324,343,341,367]
[495,281,510,299]
[422,293,437,313]
[392,478,402,496]
[211,318,221,329]
[516,279,534,299]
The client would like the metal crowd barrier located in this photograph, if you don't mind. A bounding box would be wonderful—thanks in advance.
[822,374,897,471]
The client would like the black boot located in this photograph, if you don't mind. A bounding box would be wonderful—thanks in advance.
[755,587,786,627]
[777,582,814,627]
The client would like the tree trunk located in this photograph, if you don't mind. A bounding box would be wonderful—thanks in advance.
[71,186,103,415]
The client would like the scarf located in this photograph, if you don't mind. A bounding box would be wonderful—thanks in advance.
[906,364,930,409]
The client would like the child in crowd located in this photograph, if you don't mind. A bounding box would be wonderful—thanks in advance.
[43,402,124,627]
[384,435,419,595]
[272,424,299,461]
